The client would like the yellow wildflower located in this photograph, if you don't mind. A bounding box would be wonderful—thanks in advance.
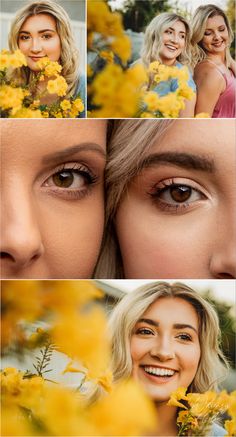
[11,107,42,118]
[44,61,62,77]
[225,419,236,437]
[167,387,188,409]
[143,91,160,112]
[47,75,68,96]
[87,64,94,77]
[100,50,114,63]
[60,99,71,111]
[111,34,131,64]
[35,56,50,70]
[0,85,25,112]
[72,97,84,112]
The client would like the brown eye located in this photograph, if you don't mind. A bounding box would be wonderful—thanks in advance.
[170,185,191,202]
[53,171,75,188]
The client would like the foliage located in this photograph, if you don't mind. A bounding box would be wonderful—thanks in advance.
[226,0,235,58]
[115,0,171,32]
[0,50,84,118]
[168,387,236,436]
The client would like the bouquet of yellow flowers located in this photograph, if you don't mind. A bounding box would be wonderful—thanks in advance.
[0,50,84,118]
[168,387,236,436]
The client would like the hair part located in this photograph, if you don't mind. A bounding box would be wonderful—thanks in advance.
[141,12,192,68]
[109,282,229,393]
[191,4,233,67]
[8,0,79,96]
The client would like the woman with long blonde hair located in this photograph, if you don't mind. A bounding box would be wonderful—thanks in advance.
[139,12,196,117]
[8,0,85,115]
[191,4,235,118]
[109,281,229,436]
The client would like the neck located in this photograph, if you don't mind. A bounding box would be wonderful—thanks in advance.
[150,403,178,436]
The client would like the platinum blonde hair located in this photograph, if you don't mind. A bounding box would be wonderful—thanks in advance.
[109,281,229,393]
[8,0,79,96]
[94,119,175,279]
[141,12,192,68]
[191,4,234,68]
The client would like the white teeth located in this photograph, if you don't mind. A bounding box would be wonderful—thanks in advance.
[144,366,175,377]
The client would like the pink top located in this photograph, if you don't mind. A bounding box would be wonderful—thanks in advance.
[206,61,236,118]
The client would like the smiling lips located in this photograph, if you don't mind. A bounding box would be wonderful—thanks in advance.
[165,44,178,52]
[142,365,177,377]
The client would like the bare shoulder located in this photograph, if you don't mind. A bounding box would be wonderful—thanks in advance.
[194,62,224,88]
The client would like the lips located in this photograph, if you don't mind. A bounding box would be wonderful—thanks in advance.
[141,365,178,377]
[165,44,178,52]
[29,56,44,62]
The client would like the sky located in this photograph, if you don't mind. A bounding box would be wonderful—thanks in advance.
[109,0,227,13]
[102,279,236,303]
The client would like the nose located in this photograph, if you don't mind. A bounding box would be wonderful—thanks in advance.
[209,213,236,279]
[30,37,42,53]
[170,33,178,44]
[213,31,221,41]
[1,188,44,275]
[150,337,175,362]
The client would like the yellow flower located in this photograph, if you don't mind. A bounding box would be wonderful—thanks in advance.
[11,107,42,118]
[44,61,62,77]
[187,391,230,417]
[72,97,84,112]
[0,85,25,112]
[47,76,68,96]
[225,419,236,437]
[35,56,50,70]
[88,379,157,436]
[87,64,94,77]
[167,387,188,409]
[143,91,160,112]
[60,99,72,111]
[100,50,114,63]
[111,34,131,64]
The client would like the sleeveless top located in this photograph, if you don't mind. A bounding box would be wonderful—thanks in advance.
[205,59,235,118]
[152,61,196,96]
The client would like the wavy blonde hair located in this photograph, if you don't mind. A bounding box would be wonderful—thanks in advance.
[191,4,234,68]
[109,281,229,393]
[8,0,79,96]
[94,119,175,279]
[141,12,192,68]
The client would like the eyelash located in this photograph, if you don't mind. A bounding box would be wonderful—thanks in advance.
[135,328,192,342]
[19,34,52,41]
[42,162,98,200]
[204,28,225,36]
[148,178,206,213]
[165,30,185,39]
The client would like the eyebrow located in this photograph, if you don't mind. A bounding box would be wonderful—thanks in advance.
[140,152,215,172]
[42,142,106,165]
[137,318,198,334]
[19,29,56,34]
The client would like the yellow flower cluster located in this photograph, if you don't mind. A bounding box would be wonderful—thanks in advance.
[87,0,131,64]
[1,280,157,436]
[0,49,27,70]
[1,51,83,118]
[90,63,148,117]
[168,387,235,436]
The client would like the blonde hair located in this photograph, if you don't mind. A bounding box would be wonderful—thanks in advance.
[109,281,229,393]
[94,119,175,279]
[8,0,79,96]
[191,4,234,68]
[141,12,192,68]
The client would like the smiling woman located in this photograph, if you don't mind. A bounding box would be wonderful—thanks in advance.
[109,281,229,436]
[95,118,236,279]
[0,119,107,279]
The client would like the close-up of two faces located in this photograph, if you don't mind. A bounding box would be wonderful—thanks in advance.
[1,118,235,280]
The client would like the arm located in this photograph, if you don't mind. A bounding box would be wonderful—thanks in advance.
[179,93,196,117]
[194,66,225,117]
[229,56,236,76]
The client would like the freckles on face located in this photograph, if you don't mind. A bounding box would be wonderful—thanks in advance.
[1,120,107,279]
[115,119,236,279]
[130,297,201,403]
[18,14,61,71]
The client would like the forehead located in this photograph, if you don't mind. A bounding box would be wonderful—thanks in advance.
[206,14,226,28]
[20,13,57,31]
[165,19,186,32]
[1,120,107,162]
[142,296,199,327]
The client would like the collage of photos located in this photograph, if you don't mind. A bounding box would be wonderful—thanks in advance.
[0,1,236,437]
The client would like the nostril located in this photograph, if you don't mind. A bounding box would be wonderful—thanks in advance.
[0,252,15,261]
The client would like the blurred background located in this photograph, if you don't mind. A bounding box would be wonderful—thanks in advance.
[0,0,86,71]
[108,0,235,63]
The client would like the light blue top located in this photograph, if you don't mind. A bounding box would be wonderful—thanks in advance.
[211,423,227,436]
[152,61,196,96]
[73,74,86,118]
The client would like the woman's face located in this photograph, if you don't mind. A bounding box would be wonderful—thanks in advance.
[18,13,61,71]
[1,120,107,279]
[158,20,186,65]
[115,119,236,279]
[130,297,201,403]
[201,15,229,55]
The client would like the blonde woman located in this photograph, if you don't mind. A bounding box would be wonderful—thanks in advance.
[139,12,196,117]
[191,4,235,118]
[95,118,236,279]
[109,281,228,436]
[8,0,85,116]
